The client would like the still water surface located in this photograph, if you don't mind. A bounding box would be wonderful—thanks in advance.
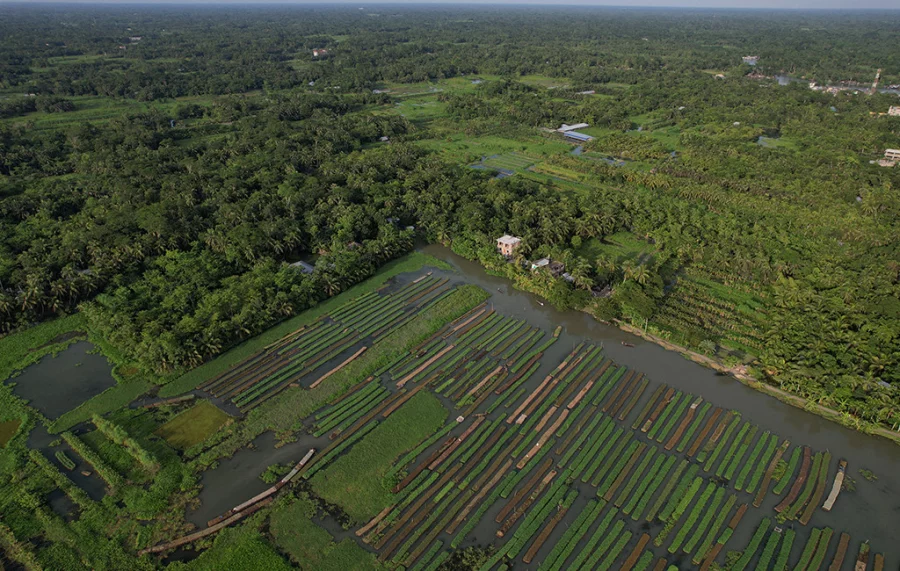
[7,340,116,420]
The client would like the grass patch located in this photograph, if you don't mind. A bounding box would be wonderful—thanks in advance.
[517,74,569,88]
[579,126,618,138]
[49,378,154,434]
[160,252,451,398]
[0,419,22,448]
[416,134,570,165]
[394,98,449,122]
[310,391,447,522]
[576,232,656,265]
[155,401,232,450]
[269,495,383,571]
[178,522,292,571]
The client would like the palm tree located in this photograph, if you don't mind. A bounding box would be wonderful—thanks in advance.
[632,265,650,286]
[568,258,594,290]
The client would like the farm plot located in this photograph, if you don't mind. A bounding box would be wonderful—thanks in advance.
[299,322,877,571]
[197,274,884,571]
[481,153,536,173]
[199,275,456,410]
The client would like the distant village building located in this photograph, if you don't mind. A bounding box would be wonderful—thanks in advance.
[312,49,329,57]
[531,258,550,271]
[558,123,589,133]
[128,36,143,42]
[496,235,522,258]
[563,131,593,142]
[877,149,899,167]
[889,106,900,117]
[742,55,759,65]
[289,261,315,274]
[591,285,613,298]
[529,258,566,277]
[379,136,390,142]
[577,90,596,95]
[548,261,565,277]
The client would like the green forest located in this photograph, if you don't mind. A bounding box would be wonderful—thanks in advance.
[2,4,897,426]
[0,4,898,570]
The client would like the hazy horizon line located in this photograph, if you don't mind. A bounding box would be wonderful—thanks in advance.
[4,0,900,10]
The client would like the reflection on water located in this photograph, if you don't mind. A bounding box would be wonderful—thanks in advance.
[7,341,116,420]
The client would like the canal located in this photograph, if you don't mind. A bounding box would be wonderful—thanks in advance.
[418,243,899,567]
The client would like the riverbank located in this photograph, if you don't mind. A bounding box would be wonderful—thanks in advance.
[614,322,900,447]
[422,243,900,447]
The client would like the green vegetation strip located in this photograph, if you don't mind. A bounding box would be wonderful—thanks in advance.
[735,430,770,491]
[755,527,782,571]
[692,494,737,564]
[667,481,716,553]
[676,402,712,453]
[682,487,726,555]
[774,528,796,571]
[539,499,605,571]
[624,455,672,517]
[655,476,704,547]
[731,517,771,571]
[717,422,755,479]
[773,446,802,495]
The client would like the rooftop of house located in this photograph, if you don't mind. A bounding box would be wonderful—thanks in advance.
[563,131,593,142]
[497,235,522,245]
[558,123,590,132]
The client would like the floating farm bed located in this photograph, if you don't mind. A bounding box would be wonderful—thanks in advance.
[181,270,885,571]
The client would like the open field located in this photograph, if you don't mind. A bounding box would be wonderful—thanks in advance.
[0,419,21,448]
[270,496,382,571]
[576,233,657,266]
[155,401,232,450]
[415,134,570,165]
[0,93,217,131]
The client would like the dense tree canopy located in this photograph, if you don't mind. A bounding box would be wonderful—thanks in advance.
[0,4,898,426]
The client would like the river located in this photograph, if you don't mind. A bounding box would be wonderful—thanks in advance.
[188,245,899,567]
[419,244,900,567]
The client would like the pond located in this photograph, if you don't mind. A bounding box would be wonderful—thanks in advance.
[27,424,108,502]
[6,341,116,420]
[416,244,900,566]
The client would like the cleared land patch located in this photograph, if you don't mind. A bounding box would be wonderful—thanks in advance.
[310,390,447,522]
[155,400,232,450]
[0,419,22,448]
